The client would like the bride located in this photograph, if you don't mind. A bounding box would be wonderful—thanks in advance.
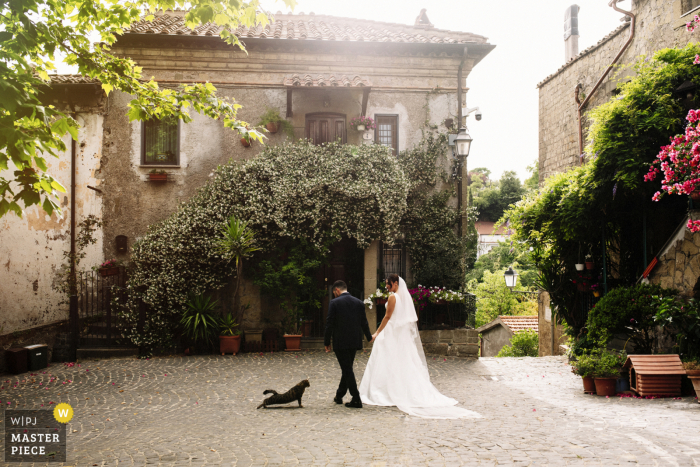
[359,274,480,419]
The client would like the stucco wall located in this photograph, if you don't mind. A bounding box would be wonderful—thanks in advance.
[480,325,512,357]
[538,0,700,181]
[0,114,104,334]
[537,292,567,357]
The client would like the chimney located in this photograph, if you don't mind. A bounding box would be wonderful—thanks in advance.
[564,5,580,62]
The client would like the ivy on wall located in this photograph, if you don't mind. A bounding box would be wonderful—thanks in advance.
[118,136,473,352]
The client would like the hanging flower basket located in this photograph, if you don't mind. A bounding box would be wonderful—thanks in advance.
[349,116,375,131]
[575,263,584,271]
[585,261,595,270]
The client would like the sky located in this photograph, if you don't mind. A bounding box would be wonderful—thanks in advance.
[55,0,624,183]
[259,0,624,182]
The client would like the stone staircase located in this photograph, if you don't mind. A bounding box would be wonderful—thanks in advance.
[76,323,138,359]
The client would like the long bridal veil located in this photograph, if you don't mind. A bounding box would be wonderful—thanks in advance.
[359,277,481,419]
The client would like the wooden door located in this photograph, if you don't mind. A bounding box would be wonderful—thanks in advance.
[305,113,346,145]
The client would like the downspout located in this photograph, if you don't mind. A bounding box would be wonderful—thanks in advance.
[575,0,636,162]
[457,46,468,237]
[69,113,78,360]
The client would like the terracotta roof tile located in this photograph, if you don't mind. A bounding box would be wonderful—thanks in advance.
[48,74,101,85]
[283,73,371,87]
[498,315,538,333]
[124,11,489,46]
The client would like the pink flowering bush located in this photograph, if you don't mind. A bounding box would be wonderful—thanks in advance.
[645,108,700,232]
[687,15,700,32]
[349,116,375,130]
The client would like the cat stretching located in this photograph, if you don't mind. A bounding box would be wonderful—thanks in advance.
[256,379,310,409]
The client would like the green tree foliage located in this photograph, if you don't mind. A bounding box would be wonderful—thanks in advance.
[496,329,539,357]
[0,0,294,219]
[466,240,537,286]
[586,284,676,354]
[503,44,700,335]
[471,269,537,328]
[472,170,525,222]
[524,160,539,191]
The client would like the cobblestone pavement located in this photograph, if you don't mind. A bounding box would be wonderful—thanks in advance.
[1,352,699,466]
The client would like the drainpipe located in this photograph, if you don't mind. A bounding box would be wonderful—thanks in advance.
[69,113,78,361]
[457,47,468,237]
[575,0,636,162]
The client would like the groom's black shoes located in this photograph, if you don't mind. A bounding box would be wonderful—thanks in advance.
[345,399,362,409]
[334,397,343,404]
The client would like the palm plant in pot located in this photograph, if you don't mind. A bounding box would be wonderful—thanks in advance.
[219,313,241,355]
[282,300,303,351]
[181,293,221,354]
[215,215,259,330]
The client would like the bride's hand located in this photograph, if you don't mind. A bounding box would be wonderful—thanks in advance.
[371,332,378,342]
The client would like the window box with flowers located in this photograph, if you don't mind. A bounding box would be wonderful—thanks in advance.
[349,116,375,132]
[364,284,392,308]
[98,259,120,277]
[148,169,167,182]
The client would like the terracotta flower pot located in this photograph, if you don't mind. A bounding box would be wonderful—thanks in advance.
[593,377,618,396]
[582,376,596,394]
[585,261,595,270]
[99,267,119,277]
[148,173,167,182]
[686,369,700,377]
[434,299,448,305]
[220,335,241,355]
[266,122,279,133]
[375,298,387,306]
[284,334,302,351]
[302,320,314,337]
[691,191,700,201]
[576,282,587,292]
[240,137,251,147]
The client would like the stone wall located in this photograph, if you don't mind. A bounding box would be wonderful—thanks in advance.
[538,0,700,182]
[0,321,71,375]
[647,210,700,296]
[419,329,479,357]
[537,292,567,357]
[479,325,512,358]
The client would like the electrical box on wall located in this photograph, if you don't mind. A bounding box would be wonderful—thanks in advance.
[115,235,128,254]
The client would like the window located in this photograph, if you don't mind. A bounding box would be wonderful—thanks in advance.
[141,117,179,165]
[374,115,398,155]
[683,0,700,14]
[380,242,406,279]
[305,113,346,145]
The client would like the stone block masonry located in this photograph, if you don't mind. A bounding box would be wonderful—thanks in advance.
[419,329,479,357]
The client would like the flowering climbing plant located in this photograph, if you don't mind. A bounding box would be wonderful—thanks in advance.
[644,108,700,232]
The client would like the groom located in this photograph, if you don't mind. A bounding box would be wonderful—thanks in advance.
[324,280,373,408]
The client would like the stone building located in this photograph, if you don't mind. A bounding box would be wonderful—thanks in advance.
[538,0,700,181]
[476,315,538,357]
[0,10,494,355]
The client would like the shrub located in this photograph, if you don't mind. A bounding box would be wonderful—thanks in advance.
[585,284,676,354]
[496,329,539,357]
[654,295,700,360]
[571,352,597,378]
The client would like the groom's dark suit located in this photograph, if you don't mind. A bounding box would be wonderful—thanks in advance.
[324,291,373,402]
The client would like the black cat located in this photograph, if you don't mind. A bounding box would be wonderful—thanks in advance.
[256,379,310,409]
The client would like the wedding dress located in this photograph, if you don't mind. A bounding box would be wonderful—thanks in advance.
[358,278,481,419]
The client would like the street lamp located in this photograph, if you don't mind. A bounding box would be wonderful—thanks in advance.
[504,267,518,290]
[453,127,473,158]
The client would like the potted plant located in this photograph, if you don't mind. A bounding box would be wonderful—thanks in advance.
[364,283,391,308]
[591,283,601,298]
[219,313,241,355]
[282,301,303,351]
[257,109,294,138]
[240,133,251,148]
[571,351,597,394]
[575,263,585,271]
[349,116,375,132]
[181,293,221,354]
[245,329,263,343]
[684,359,700,377]
[592,348,626,396]
[585,254,595,270]
[429,287,466,305]
[98,259,120,277]
[148,169,167,182]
